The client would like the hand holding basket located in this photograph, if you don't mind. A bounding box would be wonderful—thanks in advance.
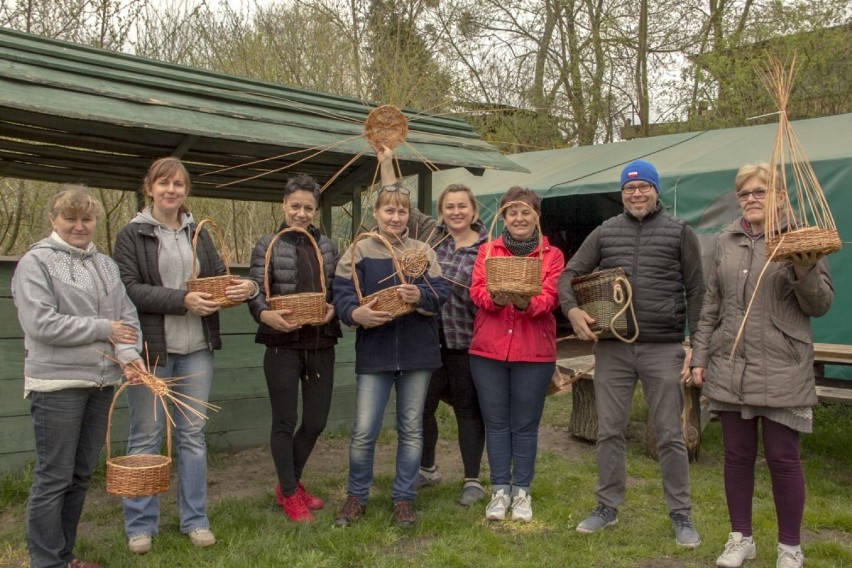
[570,268,638,343]
[348,232,414,322]
[263,227,327,326]
[186,219,241,309]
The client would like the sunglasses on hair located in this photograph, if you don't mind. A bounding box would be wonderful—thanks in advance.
[381,184,411,196]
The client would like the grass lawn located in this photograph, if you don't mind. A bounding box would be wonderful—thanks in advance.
[1,393,850,567]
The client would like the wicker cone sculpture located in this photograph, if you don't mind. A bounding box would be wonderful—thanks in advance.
[484,201,543,297]
[758,55,842,261]
[263,227,327,326]
[570,267,639,343]
[186,219,242,308]
[348,232,414,321]
[105,381,172,497]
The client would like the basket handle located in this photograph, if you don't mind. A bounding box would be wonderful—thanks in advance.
[485,200,544,261]
[191,219,231,280]
[610,275,639,343]
[262,227,327,302]
[347,231,406,303]
[105,381,173,464]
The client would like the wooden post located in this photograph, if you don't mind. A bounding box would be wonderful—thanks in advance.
[571,377,598,442]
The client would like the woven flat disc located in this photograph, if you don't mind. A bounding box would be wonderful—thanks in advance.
[364,105,408,149]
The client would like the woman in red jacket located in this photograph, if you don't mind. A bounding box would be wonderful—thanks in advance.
[468,187,565,523]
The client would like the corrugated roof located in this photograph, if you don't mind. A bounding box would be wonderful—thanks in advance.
[0,27,525,203]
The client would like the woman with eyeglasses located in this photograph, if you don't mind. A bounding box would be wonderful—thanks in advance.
[376,146,488,507]
[690,163,833,568]
[332,168,450,528]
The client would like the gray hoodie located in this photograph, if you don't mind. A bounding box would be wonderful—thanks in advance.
[131,208,207,355]
[12,235,142,387]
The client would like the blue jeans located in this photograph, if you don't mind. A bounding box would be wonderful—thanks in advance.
[123,350,214,537]
[347,370,432,503]
[26,386,113,568]
[469,356,553,491]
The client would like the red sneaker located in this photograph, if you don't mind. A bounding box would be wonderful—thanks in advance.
[275,482,285,507]
[282,492,314,522]
[296,481,325,510]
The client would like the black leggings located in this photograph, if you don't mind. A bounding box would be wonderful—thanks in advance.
[421,347,485,479]
[264,346,335,496]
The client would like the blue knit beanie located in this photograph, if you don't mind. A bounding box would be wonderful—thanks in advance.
[620,160,660,193]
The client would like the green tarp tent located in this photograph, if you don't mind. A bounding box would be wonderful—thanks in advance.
[429,113,852,346]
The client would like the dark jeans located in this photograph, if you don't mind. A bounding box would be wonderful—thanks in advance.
[421,348,485,479]
[720,411,805,545]
[26,387,113,568]
[264,346,335,496]
[469,355,553,490]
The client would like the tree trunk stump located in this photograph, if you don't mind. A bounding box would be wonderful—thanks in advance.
[571,378,598,442]
[645,385,703,462]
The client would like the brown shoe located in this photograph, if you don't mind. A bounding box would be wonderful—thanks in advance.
[335,496,365,527]
[67,560,103,568]
[392,500,417,527]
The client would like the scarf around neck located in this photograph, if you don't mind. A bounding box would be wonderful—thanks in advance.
[502,228,539,257]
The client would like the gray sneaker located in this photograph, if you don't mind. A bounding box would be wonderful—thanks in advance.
[670,512,701,548]
[414,466,442,489]
[576,503,618,533]
[459,480,486,507]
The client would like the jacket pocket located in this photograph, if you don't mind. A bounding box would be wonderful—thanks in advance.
[770,314,810,364]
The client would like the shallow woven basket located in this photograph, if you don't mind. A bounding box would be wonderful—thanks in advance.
[765,227,842,261]
[263,227,327,326]
[571,268,638,343]
[349,232,414,320]
[364,104,408,150]
[484,201,543,297]
[105,382,171,498]
[186,219,241,309]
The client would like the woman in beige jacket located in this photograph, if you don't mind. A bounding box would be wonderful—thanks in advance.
[691,163,834,568]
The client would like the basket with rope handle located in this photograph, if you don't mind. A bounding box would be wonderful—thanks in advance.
[105,381,171,497]
[263,227,327,326]
[484,200,543,297]
[570,267,639,343]
[185,219,241,308]
[348,231,414,321]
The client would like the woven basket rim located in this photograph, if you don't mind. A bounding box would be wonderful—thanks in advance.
[189,219,231,279]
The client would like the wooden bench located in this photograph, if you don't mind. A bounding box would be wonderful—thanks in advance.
[813,343,852,405]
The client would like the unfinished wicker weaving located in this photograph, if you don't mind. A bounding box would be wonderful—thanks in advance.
[758,55,841,261]
[484,201,543,297]
[571,268,638,343]
[263,227,327,326]
[364,104,408,150]
[105,382,171,497]
[348,232,414,320]
[186,219,241,308]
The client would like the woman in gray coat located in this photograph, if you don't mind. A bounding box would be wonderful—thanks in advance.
[690,163,834,568]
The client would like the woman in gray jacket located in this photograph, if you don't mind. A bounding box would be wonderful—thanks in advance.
[690,163,834,568]
[13,185,143,568]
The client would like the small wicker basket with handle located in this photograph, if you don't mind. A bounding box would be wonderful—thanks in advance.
[348,232,414,320]
[105,382,171,497]
[484,201,543,297]
[263,227,327,326]
[571,267,638,343]
[185,219,241,308]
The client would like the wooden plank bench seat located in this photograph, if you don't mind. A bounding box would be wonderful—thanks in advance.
[812,343,852,405]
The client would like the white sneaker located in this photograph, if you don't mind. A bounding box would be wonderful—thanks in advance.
[716,532,756,567]
[188,528,216,548]
[485,489,510,521]
[127,534,152,555]
[510,488,533,523]
[776,546,804,568]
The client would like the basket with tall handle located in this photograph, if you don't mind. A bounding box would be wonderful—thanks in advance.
[348,232,414,320]
[185,219,241,308]
[263,227,327,326]
[484,201,543,297]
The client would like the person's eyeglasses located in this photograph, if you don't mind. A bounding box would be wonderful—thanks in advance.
[622,183,654,195]
[736,188,767,202]
[380,184,411,196]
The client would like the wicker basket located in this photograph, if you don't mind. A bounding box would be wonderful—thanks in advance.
[765,227,842,261]
[348,232,414,320]
[571,268,638,343]
[186,219,241,309]
[364,104,408,150]
[263,227,327,326]
[484,201,543,297]
[105,382,171,497]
